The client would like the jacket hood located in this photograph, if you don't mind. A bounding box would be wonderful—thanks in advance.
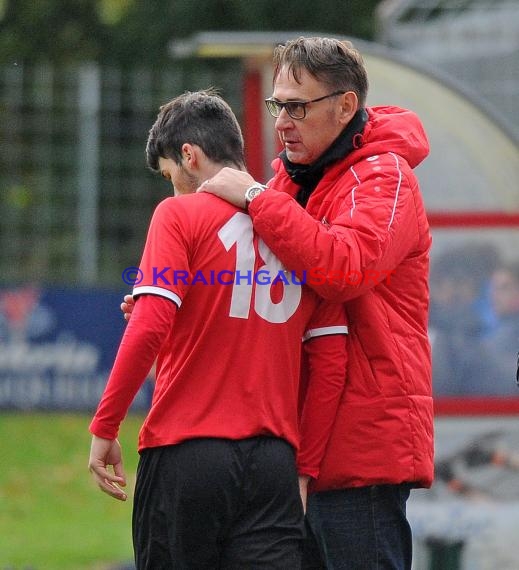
[360,106,429,168]
[270,105,430,179]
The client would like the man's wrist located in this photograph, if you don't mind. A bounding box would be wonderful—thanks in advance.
[244,183,267,210]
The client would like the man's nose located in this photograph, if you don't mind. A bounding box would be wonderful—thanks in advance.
[275,108,293,129]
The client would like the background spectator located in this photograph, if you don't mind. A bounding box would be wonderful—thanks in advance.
[429,242,500,396]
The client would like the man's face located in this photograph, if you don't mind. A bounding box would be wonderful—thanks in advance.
[272,66,349,165]
[158,157,198,196]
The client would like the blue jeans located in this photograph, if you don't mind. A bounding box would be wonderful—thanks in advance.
[303,484,413,570]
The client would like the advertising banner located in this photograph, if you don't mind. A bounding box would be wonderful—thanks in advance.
[0,285,151,411]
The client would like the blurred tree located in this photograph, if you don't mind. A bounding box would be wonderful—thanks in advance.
[168,0,380,41]
[100,0,175,67]
[0,0,107,63]
[0,0,380,66]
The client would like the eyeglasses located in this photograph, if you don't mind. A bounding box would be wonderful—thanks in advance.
[264,91,345,120]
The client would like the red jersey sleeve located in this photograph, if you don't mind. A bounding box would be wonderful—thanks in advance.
[89,295,177,439]
[298,299,348,478]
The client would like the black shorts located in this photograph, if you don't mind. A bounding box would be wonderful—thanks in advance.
[132,436,304,569]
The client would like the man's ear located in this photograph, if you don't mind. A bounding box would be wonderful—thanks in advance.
[339,91,359,125]
[181,143,197,169]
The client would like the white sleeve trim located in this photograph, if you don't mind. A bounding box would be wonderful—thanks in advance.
[132,285,182,307]
[302,325,348,342]
[350,154,403,230]
[387,152,402,230]
[349,166,360,220]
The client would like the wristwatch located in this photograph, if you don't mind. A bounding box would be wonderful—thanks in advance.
[244,184,267,209]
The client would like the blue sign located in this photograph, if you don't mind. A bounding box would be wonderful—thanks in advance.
[0,286,152,411]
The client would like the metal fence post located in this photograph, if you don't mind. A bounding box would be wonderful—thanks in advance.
[77,63,100,284]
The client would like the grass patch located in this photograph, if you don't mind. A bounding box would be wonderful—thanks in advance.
[0,412,144,570]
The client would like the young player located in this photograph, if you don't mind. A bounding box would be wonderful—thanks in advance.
[88,90,348,569]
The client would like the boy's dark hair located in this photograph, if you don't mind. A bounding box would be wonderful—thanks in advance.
[146,89,245,172]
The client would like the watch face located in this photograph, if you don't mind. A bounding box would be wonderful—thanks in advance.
[246,185,264,201]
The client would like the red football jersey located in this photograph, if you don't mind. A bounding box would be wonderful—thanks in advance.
[93,193,347,456]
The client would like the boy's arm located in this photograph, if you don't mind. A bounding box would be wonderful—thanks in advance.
[88,295,176,500]
[297,298,348,480]
[297,333,348,480]
[89,294,176,439]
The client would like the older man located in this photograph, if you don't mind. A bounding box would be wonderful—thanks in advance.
[202,36,433,570]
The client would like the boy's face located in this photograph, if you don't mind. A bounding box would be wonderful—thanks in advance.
[158,157,198,196]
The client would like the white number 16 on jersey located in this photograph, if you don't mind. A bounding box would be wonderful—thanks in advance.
[218,213,302,324]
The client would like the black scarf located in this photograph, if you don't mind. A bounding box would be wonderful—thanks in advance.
[280,108,368,207]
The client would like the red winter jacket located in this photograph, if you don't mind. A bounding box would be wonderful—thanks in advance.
[249,106,434,491]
